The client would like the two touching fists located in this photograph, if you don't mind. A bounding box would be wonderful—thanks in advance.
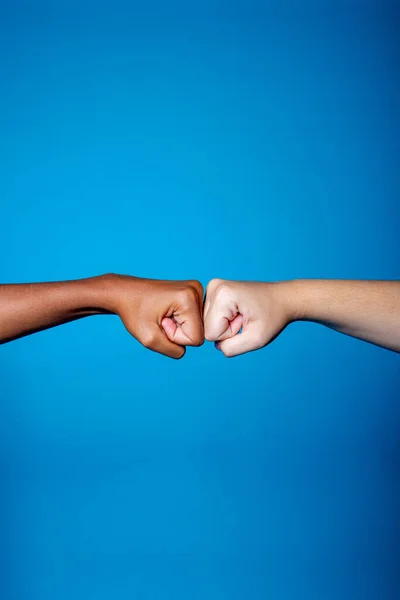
[112,275,291,359]
[1,274,397,353]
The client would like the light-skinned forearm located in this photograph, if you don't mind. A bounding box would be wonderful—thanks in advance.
[288,279,400,352]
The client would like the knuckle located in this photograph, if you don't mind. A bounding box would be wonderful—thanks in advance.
[174,347,186,360]
[189,280,203,298]
[221,345,234,358]
[192,331,205,347]
[178,286,197,307]
[253,329,266,349]
[204,321,216,342]
[206,278,223,295]
[214,281,231,302]
[140,329,158,349]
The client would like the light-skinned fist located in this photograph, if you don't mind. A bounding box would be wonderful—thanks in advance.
[204,279,296,357]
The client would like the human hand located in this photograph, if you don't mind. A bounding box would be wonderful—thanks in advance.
[1,274,397,355]
[107,274,204,359]
[204,279,295,357]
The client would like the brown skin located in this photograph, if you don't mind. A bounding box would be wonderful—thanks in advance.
[0,274,204,358]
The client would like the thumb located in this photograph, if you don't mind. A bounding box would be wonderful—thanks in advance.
[216,322,264,357]
[204,299,242,342]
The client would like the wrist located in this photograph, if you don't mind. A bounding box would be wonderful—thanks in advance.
[285,279,328,323]
[91,273,143,316]
[271,280,306,323]
[75,273,122,315]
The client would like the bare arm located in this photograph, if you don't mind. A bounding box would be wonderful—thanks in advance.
[0,276,113,344]
[0,274,204,358]
[293,279,400,352]
[204,279,400,356]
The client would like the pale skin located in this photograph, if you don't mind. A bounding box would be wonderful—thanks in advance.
[0,276,399,357]
[204,279,400,356]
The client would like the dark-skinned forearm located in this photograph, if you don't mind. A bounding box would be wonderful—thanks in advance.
[0,275,116,344]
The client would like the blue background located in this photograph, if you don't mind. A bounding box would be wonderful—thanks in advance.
[0,1,399,598]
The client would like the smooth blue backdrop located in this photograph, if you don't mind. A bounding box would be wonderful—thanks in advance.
[0,1,399,598]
